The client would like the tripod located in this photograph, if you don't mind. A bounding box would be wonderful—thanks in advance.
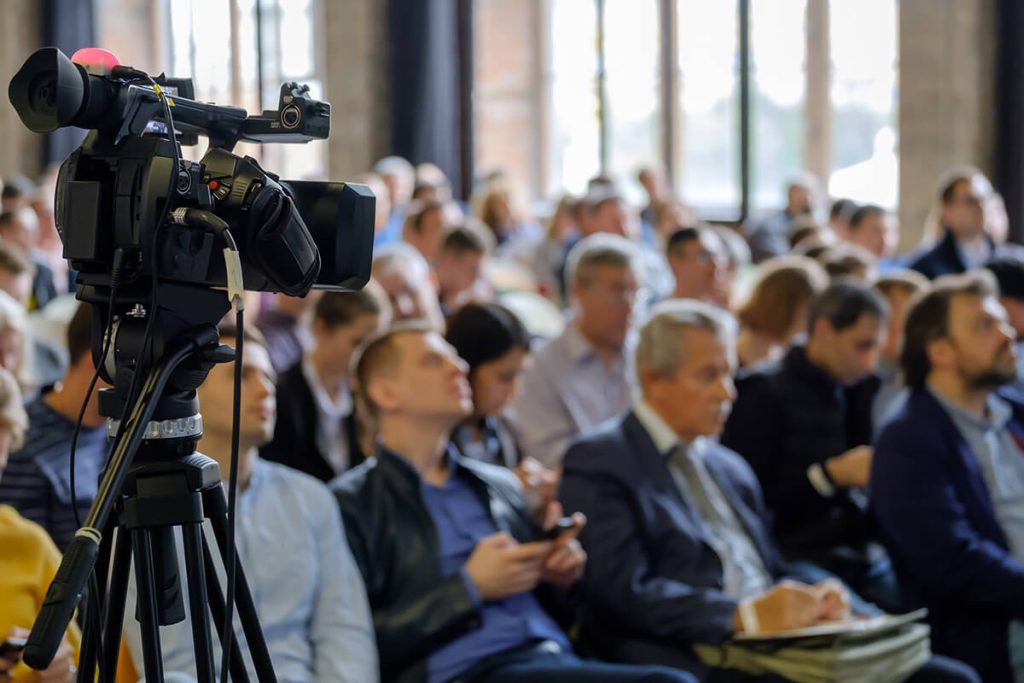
[79,448,277,682]
[25,321,278,683]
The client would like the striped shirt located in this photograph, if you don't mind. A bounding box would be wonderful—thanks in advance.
[0,397,109,551]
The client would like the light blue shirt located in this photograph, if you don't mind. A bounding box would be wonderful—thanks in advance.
[124,458,379,683]
[930,388,1024,560]
[510,323,633,468]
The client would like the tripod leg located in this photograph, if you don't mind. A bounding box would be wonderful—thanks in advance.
[99,528,133,683]
[182,522,216,682]
[200,533,250,683]
[130,528,165,683]
[204,489,277,683]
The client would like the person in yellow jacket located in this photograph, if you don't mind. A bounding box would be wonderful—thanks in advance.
[0,367,79,683]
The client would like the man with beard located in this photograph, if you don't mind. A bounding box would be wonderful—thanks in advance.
[872,270,1024,682]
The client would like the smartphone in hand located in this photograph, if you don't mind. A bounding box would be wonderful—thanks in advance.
[543,516,576,540]
[0,634,27,663]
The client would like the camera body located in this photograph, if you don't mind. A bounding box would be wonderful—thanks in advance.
[10,47,374,298]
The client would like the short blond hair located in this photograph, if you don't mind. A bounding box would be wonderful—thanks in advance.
[0,367,27,450]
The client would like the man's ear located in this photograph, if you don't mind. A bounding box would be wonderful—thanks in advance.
[927,337,955,372]
[366,375,400,414]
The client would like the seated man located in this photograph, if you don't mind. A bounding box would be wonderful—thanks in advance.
[0,302,108,551]
[333,324,694,683]
[665,227,727,305]
[560,300,978,682]
[721,281,900,611]
[872,271,1024,681]
[124,325,378,682]
[512,234,639,467]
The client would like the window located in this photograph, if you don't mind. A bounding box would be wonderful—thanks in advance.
[166,0,326,179]
[473,0,899,217]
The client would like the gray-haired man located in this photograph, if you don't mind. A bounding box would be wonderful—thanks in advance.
[511,233,640,467]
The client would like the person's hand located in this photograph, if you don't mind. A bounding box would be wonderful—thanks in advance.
[464,532,553,600]
[515,458,560,522]
[825,446,873,488]
[0,627,28,677]
[814,578,852,622]
[538,502,587,589]
[37,637,75,683]
[734,581,822,634]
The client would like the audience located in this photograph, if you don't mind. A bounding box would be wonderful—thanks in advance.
[435,224,491,315]
[262,291,384,481]
[0,367,79,683]
[372,242,446,330]
[665,227,727,304]
[846,204,899,262]
[911,166,1024,279]
[124,324,378,681]
[5,116,1015,680]
[512,234,638,467]
[560,300,976,682]
[333,324,694,683]
[0,209,56,311]
[744,175,817,263]
[872,271,1024,681]
[446,303,530,470]
[819,243,877,282]
[402,198,448,264]
[722,281,901,611]
[828,197,858,241]
[872,270,932,428]
[255,291,320,374]
[733,255,828,367]
[372,155,416,247]
[0,303,108,552]
[984,257,1024,397]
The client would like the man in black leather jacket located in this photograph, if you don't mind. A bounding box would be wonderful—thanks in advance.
[331,323,693,683]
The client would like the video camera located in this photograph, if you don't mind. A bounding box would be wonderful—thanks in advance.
[9,47,374,299]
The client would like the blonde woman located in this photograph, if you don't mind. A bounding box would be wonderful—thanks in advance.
[733,255,829,367]
[0,367,79,683]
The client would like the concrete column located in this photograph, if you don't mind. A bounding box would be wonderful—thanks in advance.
[0,1,42,178]
[898,0,996,252]
[321,0,390,181]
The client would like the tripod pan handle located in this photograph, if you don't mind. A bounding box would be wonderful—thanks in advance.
[23,531,100,670]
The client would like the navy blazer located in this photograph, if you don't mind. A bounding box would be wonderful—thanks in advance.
[871,388,1024,682]
[908,229,1024,280]
[559,412,785,657]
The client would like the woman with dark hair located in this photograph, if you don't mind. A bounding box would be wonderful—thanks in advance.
[445,302,530,469]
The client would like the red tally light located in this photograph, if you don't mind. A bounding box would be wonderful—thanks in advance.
[208,180,220,191]
[70,48,120,75]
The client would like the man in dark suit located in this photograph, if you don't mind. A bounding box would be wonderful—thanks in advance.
[721,280,900,611]
[909,167,1024,280]
[560,299,978,682]
[872,270,1024,682]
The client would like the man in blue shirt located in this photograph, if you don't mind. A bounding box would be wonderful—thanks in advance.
[124,324,378,682]
[333,323,693,683]
[0,301,108,551]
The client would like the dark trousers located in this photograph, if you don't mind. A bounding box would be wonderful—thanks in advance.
[458,643,695,683]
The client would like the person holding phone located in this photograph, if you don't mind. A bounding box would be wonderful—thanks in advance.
[332,324,695,683]
[0,367,78,683]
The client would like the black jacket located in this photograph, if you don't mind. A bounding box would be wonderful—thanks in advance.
[331,448,567,683]
[260,362,366,482]
[721,345,881,570]
[909,228,1024,280]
